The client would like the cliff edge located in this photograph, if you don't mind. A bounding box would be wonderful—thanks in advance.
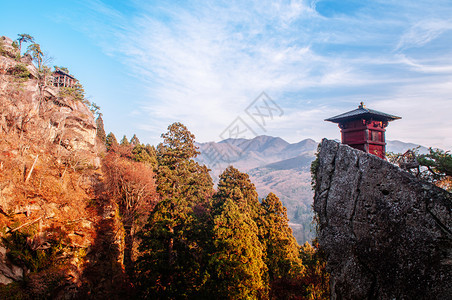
[0,36,129,298]
[313,139,451,299]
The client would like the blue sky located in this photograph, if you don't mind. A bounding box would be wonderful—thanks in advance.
[2,0,452,149]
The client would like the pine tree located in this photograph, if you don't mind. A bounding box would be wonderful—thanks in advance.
[105,132,118,151]
[418,148,452,191]
[96,115,106,145]
[16,34,34,57]
[26,43,43,71]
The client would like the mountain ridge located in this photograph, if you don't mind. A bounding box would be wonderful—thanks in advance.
[196,135,428,243]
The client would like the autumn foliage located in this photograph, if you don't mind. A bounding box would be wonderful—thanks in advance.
[103,151,157,227]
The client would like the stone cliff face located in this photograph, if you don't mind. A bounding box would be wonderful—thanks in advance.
[0,37,97,156]
[313,139,451,299]
[0,36,126,297]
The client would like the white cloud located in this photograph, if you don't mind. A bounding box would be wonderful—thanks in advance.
[396,19,452,51]
[77,0,452,149]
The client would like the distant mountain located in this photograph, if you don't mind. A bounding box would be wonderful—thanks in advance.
[386,140,428,154]
[196,136,426,244]
[262,153,314,171]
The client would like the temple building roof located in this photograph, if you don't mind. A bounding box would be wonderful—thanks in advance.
[325,102,401,123]
[53,68,75,79]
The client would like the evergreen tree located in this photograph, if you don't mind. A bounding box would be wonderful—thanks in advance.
[16,33,34,57]
[120,135,130,146]
[90,102,101,115]
[130,134,140,146]
[215,166,262,220]
[299,239,330,299]
[204,194,267,299]
[199,167,269,298]
[418,148,452,191]
[136,122,213,298]
[388,147,452,191]
[145,144,157,166]
[96,115,106,145]
[261,193,303,278]
[158,122,199,161]
[26,42,43,71]
[261,193,304,298]
[105,132,118,151]
[132,144,157,167]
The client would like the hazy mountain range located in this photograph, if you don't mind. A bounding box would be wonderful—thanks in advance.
[195,136,427,244]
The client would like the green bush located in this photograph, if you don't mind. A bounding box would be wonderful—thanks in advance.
[59,82,89,104]
[2,230,64,273]
[7,64,31,79]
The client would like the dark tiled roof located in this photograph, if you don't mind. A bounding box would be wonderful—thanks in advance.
[325,103,401,123]
[53,69,75,79]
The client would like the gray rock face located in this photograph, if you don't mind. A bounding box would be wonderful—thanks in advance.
[0,246,24,284]
[313,139,452,299]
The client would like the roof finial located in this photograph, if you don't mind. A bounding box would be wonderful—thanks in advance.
[359,101,366,109]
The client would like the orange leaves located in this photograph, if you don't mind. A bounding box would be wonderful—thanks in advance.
[102,152,157,226]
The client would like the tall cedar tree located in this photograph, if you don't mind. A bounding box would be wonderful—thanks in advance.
[214,166,262,220]
[204,181,267,299]
[261,192,305,298]
[106,132,118,151]
[120,135,130,146]
[137,123,213,298]
[130,134,140,146]
[132,143,157,167]
[96,115,106,144]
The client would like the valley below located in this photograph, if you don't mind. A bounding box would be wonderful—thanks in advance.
[197,136,427,244]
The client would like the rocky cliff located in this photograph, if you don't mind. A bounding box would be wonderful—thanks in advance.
[0,36,97,156]
[0,36,128,298]
[313,139,451,299]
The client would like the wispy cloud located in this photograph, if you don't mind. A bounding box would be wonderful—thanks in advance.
[76,0,452,149]
[396,19,452,51]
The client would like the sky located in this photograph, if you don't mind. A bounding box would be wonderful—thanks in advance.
[2,0,452,150]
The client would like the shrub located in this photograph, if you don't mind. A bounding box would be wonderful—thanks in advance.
[2,229,66,273]
[7,64,31,79]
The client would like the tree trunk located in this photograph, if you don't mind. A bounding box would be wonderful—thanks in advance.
[123,224,135,279]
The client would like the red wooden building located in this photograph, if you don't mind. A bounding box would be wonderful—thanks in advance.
[325,102,401,159]
[52,69,76,88]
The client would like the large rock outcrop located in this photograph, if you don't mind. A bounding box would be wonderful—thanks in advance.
[0,36,114,296]
[313,139,451,299]
[0,36,97,155]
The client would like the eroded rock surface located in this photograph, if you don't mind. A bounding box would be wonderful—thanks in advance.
[313,139,451,299]
[0,36,96,154]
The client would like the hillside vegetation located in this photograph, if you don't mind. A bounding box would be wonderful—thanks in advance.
[0,35,329,299]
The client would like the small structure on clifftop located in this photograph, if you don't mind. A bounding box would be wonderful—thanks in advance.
[325,102,400,159]
[52,68,76,88]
